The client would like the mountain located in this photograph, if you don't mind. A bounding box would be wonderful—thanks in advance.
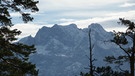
[19,23,128,76]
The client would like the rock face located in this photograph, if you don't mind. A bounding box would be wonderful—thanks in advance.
[19,23,126,76]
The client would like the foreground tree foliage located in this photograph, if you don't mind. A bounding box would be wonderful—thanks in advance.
[0,0,39,75]
[105,18,135,76]
[80,19,132,76]
[80,66,129,76]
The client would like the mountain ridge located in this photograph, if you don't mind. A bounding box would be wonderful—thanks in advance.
[19,23,127,76]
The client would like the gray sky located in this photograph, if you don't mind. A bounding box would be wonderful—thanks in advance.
[12,0,135,38]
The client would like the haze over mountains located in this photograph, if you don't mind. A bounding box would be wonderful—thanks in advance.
[19,23,128,76]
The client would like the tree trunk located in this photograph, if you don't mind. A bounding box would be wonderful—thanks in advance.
[130,34,135,76]
[89,29,94,76]
[90,47,94,76]
[130,54,134,76]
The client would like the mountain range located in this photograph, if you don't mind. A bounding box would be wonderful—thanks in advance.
[19,23,128,76]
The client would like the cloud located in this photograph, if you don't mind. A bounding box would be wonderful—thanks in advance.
[10,0,135,39]
[120,2,135,7]
[105,11,135,19]
[60,10,135,28]
[11,23,44,39]
[59,11,111,18]
[13,9,135,39]
[10,12,21,17]
[33,0,134,25]
[38,0,129,12]
[56,18,76,23]
[10,12,40,17]
[60,17,116,28]
[35,0,132,24]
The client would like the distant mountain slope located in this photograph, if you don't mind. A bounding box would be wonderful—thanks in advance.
[19,23,127,76]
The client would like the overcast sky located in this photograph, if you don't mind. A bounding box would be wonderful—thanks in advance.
[12,0,135,39]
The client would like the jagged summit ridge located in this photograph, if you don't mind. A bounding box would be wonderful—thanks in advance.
[34,24,79,45]
[19,23,125,76]
[88,23,108,36]
[20,23,108,45]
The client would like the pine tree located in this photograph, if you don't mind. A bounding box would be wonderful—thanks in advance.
[0,0,39,75]
[104,18,135,76]
[96,66,129,76]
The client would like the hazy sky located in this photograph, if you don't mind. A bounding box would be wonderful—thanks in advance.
[12,0,135,38]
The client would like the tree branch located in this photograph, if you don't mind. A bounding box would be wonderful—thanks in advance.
[118,44,131,58]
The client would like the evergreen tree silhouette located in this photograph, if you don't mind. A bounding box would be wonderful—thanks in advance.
[105,18,135,76]
[0,0,39,75]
